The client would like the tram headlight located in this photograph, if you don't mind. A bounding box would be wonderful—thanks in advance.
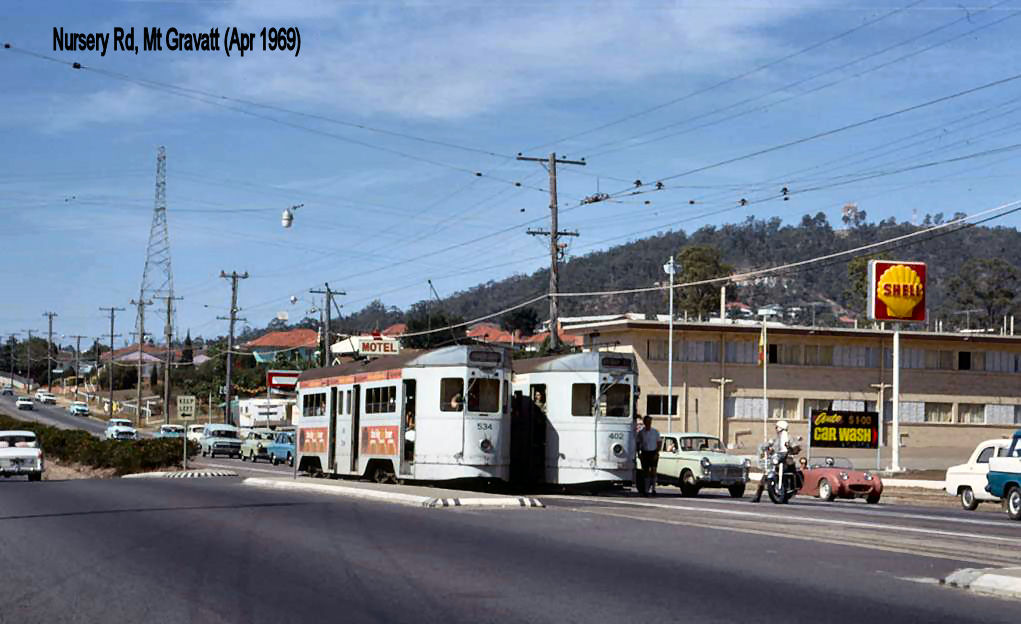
[480,438,493,453]
[612,443,626,458]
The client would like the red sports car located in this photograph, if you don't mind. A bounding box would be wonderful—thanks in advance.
[799,457,883,504]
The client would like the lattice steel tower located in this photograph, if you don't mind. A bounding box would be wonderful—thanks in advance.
[137,146,176,342]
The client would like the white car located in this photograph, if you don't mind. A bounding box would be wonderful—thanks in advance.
[15,396,33,410]
[34,390,56,404]
[186,424,206,445]
[0,430,44,481]
[104,418,139,441]
[944,438,1012,510]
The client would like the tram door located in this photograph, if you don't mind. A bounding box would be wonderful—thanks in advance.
[350,385,361,473]
[328,388,338,473]
[400,379,416,476]
[510,385,547,486]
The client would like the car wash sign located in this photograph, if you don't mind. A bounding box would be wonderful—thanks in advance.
[810,410,879,449]
[868,260,927,322]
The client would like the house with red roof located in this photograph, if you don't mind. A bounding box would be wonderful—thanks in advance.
[243,328,319,363]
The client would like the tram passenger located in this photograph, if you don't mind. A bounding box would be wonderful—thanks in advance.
[532,389,547,414]
[636,416,660,496]
[404,411,416,461]
[449,393,464,411]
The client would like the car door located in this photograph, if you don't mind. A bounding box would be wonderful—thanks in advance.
[971,445,998,500]
[658,436,679,482]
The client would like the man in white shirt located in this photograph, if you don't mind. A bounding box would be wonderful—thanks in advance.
[636,415,661,496]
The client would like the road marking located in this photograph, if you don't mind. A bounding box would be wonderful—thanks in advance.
[549,496,1021,545]
[193,461,289,476]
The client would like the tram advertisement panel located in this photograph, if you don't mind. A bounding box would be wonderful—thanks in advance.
[299,427,328,453]
[361,425,399,456]
[810,410,879,449]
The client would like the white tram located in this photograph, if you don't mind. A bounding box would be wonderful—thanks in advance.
[511,352,637,486]
[295,345,512,483]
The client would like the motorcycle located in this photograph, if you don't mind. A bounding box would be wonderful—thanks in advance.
[765,440,804,504]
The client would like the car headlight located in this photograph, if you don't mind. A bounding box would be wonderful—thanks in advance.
[700,457,711,473]
[839,472,849,480]
[863,472,873,481]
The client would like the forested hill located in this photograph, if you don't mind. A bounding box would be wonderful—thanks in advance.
[327,212,1021,333]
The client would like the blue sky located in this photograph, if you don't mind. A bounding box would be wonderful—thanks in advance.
[2,0,1020,346]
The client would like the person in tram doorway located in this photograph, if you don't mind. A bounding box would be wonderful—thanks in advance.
[404,410,416,462]
[636,416,661,496]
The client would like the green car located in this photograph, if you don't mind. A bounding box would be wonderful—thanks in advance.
[656,433,750,498]
[240,429,277,463]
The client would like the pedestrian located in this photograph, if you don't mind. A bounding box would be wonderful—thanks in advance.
[636,415,660,496]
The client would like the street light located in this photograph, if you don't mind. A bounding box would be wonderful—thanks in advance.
[281,203,304,228]
[663,257,677,432]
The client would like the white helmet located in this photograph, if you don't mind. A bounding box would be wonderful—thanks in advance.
[775,420,789,432]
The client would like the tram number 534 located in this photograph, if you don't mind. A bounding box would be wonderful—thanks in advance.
[477,422,493,431]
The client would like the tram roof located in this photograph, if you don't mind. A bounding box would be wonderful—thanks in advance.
[297,345,509,382]
[513,351,636,374]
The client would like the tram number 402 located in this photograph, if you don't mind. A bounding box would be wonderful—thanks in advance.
[477,422,493,431]
[608,432,625,440]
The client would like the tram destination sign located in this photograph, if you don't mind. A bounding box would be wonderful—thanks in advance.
[810,410,879,450]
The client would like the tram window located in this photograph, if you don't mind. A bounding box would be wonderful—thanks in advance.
[303,393,326,418]
[365,386,397,414]
[572,384,595,417]
[440,378,465,411]
[468,378,500,413]
[600,384,631,418]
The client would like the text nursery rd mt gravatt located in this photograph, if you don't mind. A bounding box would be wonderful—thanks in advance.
[51,26,300,57]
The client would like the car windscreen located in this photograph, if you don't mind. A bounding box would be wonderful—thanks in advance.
[681,437,725,452]
[813,457,854,469]
[110,421,132,427]
[0,435,36,447]
[209,430,238,439]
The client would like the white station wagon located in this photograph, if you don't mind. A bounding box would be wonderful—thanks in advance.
[944,438,1013,510]
[0,430,44,481]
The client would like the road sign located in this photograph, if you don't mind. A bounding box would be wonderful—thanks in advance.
[810,409,879,449]
[267,369,299,390]
[868,260,927,322]
[177,395,196,420]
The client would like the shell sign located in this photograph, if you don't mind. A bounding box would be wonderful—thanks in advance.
[868,260,927,322]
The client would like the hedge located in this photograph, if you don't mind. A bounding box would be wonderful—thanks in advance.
[0,414,198,476]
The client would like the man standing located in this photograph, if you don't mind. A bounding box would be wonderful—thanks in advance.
[636,415,661,496]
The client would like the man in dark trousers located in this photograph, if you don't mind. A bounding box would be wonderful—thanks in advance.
[636,415,661,496]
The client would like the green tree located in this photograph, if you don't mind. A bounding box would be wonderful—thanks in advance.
[843,253,891,317]
[402,305,466,349]
[674,245,733,319]
[942,258,1020,329]
[181,331,193,364]
[500,307,540,336]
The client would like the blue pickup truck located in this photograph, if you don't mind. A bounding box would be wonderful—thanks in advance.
[985,429,1021,520]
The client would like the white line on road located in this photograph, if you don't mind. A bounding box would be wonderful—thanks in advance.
[193,461,288,476]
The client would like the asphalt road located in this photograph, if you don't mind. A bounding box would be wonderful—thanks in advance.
[0,476,1014,624]
[0,393,108,436]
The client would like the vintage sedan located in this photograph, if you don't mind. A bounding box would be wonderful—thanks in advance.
[186,424,206,446]
[155,424,186,439]
[266,431,295,467]
[945,438,1012,510]
[67,401,90,417]
[657,433,750,497]
[800,457,883,503]
[240,429,276,463]
[200,424,241,458]
[0,430,44,481]
[105,418,139,441]
[16,396,33,410]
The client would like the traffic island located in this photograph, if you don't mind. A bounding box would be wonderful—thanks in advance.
[944,567,1021,600]
[242,477,545,509]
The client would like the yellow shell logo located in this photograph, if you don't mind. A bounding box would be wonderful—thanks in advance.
[877,265,924,318]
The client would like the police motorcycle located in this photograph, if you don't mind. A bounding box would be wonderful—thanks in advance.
[765,436,804,504]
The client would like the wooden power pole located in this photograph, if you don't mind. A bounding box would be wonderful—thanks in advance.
[219,271,248,426]
[130,298,152,426]
[310,283,345,367]
[42,312,57,389]
[99,306,125,416]
[161,294,182,425]
[517,152,584,351]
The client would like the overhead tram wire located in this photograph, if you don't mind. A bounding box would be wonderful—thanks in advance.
[583,2,1020,158]
[522,0,923,152]
[2,44,542,195]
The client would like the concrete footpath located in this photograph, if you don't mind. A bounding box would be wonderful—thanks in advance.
[243,476,545,509]
[945,567,1021,601]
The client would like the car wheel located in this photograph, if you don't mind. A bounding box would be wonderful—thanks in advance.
[201,449,207,457]
[28,472,41,482]
[866,492,881,504]
[1006,487,1021,521]
[679,470,698,497]
[960,487,979,511]
[818,479,835,502]
[287,453,294,467]
[728,483,745,498]
[271,454,279,466]
[250,451,257,463]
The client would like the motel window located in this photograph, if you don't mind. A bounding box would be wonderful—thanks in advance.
[924,402,953,424]
[769,398,799,421]
[923,350,954,370]
[365,385,397,415]
[302,393,326,418]
[985,351,1017,373]
[1015,405,1021,425]
[600,384,631,418]
[440,378,465,412]
[467,378,500,414]
[833,345,880,368]
[958,403,986,425]
[572,383,595,416]
[957,351,984,372]
[646,394,679,416]
[900,348,925,369]
[769,344,801,365]
[803,345,833,367]
[803,399,834,421]
[725,340,756,364]
[684,340,720,363]
[646,340,681,362]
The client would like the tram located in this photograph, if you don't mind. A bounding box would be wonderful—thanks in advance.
[511,352,637,487]
[295,345,512,483]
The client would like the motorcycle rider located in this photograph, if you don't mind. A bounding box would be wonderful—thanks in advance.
[750,420,793,503]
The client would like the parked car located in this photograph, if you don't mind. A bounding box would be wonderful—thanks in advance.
[945,439,1013,510]
[156,424,185,439]
[1,386,14,396]
[186,424,206,446]
[656,433,750,497]
[266,431,295,466]
[67,401,90,417]
[105,418,139,441]
[985,429,1021,520]
[34,390,56,404]
[0,430,44,481]
[240,429,276,463]
[16,396,33,410]
[200,424,241,458]
[799,456,883,504]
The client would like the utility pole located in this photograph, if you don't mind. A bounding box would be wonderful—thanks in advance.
[161,294,182,425]
[42,312,57,389]
[68,334,87,400]
[219,271,248,426]
[7,333,21,390]
[21,329,34,393]
[130,298,152,426]
[518,152,585,351]
[100,307,125,417]
[310,283,345,367]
